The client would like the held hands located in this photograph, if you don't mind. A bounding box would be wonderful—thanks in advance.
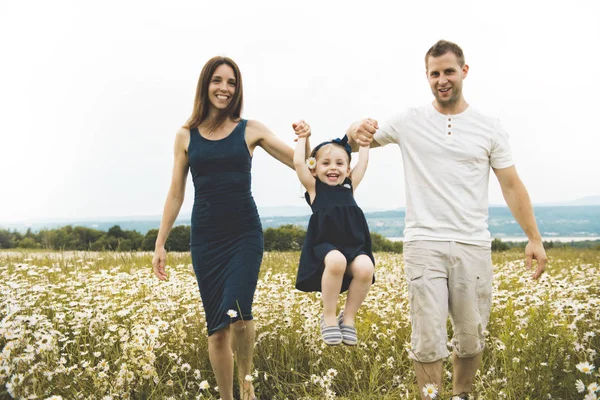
[350,118,378,147]
[525,240,547,280]
[152,247,168,281]
[292,120,311,142]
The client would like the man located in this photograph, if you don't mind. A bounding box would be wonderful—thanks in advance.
[347,40,547,399]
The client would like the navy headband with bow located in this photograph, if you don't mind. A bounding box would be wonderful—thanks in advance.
[311,135,352,158]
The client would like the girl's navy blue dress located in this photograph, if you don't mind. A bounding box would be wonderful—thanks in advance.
[296,177,375,293]
[188,119,263,335]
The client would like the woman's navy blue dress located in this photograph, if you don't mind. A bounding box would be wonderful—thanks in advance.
[296,177,375,293]
[188,119,263,335]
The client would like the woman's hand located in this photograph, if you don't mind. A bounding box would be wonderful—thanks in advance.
[152,247,168,280]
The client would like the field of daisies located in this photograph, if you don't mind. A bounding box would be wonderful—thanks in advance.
[1,248,599,399]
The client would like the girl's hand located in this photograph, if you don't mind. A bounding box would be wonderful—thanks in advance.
[292,120,311,141]
[152,247,168,280]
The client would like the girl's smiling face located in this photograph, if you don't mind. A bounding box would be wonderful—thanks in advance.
[312,144,350,186]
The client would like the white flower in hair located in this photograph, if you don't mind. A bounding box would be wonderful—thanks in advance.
[306,157,317,169]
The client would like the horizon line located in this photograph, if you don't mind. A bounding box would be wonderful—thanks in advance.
[2,202,600,225]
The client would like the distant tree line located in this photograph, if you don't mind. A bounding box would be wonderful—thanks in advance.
[0,225,190,252]
[0,224,403,253]
[262,224,404,253]
[1,226,597,252]
[491,238,600,251]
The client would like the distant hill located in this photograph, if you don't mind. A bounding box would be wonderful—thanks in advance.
[257,205,390,217]
[3,205,600,239]
[258,206,310,217]
[537,196,600,207]
[262,206,600,238]
[489,196,600,208]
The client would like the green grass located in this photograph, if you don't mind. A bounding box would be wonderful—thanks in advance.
[0,249,599,399]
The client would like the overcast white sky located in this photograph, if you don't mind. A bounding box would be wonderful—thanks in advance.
[1,0,598,223]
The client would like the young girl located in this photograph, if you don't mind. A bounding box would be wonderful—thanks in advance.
[293,128,375,346]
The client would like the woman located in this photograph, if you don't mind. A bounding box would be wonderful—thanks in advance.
[152,56,310,400]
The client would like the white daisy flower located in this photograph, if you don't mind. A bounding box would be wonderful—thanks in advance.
[577,361,595,374]
[199,380,210,390]
[422,383,438,398]
[583,393,598,400]
[38,334,54,351]
[146,325,159,338]
[226,310,238,318]
[589,382,599,393]
[141,365,154,380]
[0,366,11,378]
[576,379,586,393]
[306,157,317,169]
[97,359,109,371]
[244,374,253,382]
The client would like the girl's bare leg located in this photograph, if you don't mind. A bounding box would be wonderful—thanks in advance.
[321,250,347,325]
[342,255,374,325]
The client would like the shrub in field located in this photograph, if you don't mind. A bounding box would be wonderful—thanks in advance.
[165,225,191,252]
[264,224,306,251]
[370,232,403,253]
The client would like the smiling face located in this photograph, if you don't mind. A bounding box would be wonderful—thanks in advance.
[426,51,469,114]
[312,144,351,186]
[208,64,236,111]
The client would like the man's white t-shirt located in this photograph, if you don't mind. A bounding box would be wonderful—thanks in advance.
[374,103,514,246]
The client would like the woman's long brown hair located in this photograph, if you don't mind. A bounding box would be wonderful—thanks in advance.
[184,56,243,132]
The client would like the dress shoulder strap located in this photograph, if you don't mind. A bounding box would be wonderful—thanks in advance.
[188,126,199,145]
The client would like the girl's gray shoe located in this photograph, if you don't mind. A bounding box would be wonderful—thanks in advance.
[337,311,358,346]
[320,316,342,345]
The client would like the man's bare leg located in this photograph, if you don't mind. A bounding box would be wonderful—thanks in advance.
[452,351,482,396]
[414,359,443,400]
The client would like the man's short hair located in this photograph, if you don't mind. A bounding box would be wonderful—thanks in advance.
[425,40,465,69]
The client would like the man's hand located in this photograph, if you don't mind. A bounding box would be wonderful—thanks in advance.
[348,118,378,146]
[525,240,547,279]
